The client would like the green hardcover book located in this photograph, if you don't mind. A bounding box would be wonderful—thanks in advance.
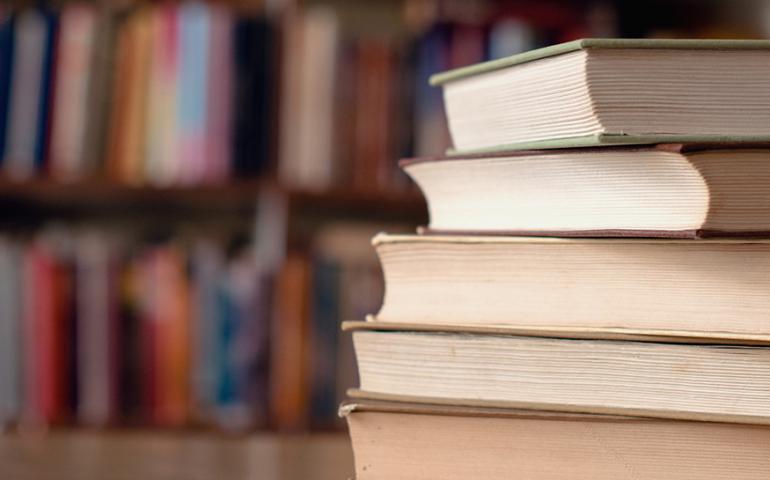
[430,38,770,154]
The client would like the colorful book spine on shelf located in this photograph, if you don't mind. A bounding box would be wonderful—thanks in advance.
[278,7,339,190]
[3,9,56,179]
[0,238,22,428]
[232,14,274,178]
[49,4,97,180]
[269,252,311,430]
[205,5,233,183]
[309,258,341,426]
[0,9,13,165]
[107,6,152,184]
[144,4,179,186]
[74,232,118,426]
[176,2,210,185]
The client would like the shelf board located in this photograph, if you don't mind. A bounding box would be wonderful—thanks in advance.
[0,430,352,480]
[0,177,426,220]
[0,177,264,206]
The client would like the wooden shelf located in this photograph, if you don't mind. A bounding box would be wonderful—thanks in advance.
[0,430,353,480]
[0,177,265,206]
[0,177,427,223]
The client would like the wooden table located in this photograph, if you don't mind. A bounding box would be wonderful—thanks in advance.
[0,431,353,480]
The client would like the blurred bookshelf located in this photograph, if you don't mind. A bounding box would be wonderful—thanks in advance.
[0,0,767,438]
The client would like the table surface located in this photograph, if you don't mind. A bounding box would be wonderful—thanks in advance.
[0,430,354,480]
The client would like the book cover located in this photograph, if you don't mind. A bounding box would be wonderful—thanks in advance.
[49,4,97,179]
[0,11,13,164]
[431,38,770,85]
[4,10,53,178]
[176,2,210,185]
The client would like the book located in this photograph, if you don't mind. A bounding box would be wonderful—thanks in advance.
[140,245,190,427]
[351,39,396,191]
[0,238,21,428]
[279,7,339,190]
[3,9,56,179]
[0,10,13,164]
[403,144,770,236]
[80,4,120,177]
[49,4,98,180]
[371,234,770,337]
[232,14,274,178]
[204,5,233,183]
[344,400,770,480]
[190,239,224,421]
[107,6,152,184]
[176,2,210,185]
[269,252,311,429]
[413,23,452,158]
[348,326,770,424]
[21,234,75,425]
[431,39,770,153]
[74,231,117,426]
[144,4,179,186]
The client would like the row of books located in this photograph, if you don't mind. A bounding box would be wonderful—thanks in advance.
[279,2,604,192]
[0,1,607,191]
[0,223,382,431]
[343,39,770,478]
[0,3,273,185]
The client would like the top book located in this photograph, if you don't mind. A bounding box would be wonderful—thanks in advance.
[431,38,770,153]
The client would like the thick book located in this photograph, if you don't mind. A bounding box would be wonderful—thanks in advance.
[348,325,770,425]
[431,38,770,153]
[343,400,770,480]
[372,234,770,338]
[404,144,770,236]
[232,14,274,178]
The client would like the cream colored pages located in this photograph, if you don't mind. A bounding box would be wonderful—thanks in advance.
[373,235,770,335]
[353,330,770,424]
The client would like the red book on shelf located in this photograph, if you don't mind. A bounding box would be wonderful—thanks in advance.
[269,252,311,430]
[139,247,189,426]
[22,243,71,425]
[352,40,395,191]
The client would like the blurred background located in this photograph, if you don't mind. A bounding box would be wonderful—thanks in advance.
[0,0,768,477]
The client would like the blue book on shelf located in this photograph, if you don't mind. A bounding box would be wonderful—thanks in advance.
[34,10,57,169]
[177,3,210,184]
[0,12,14,164]
[309,258,341,425]
[413,22,450,156]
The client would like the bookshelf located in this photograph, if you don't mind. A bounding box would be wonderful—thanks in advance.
[0,0,765,437]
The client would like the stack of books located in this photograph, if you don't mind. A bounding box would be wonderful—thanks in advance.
[342,39,770,479]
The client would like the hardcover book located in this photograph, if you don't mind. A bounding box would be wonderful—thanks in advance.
[372,234,770,337]
[344,400,770,480]
[431,39,770,153]
[403,144,770,236]
[348,325,770,424]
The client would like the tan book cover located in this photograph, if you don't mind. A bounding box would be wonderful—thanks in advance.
[344,399,770,480]
[371,234,770,337]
